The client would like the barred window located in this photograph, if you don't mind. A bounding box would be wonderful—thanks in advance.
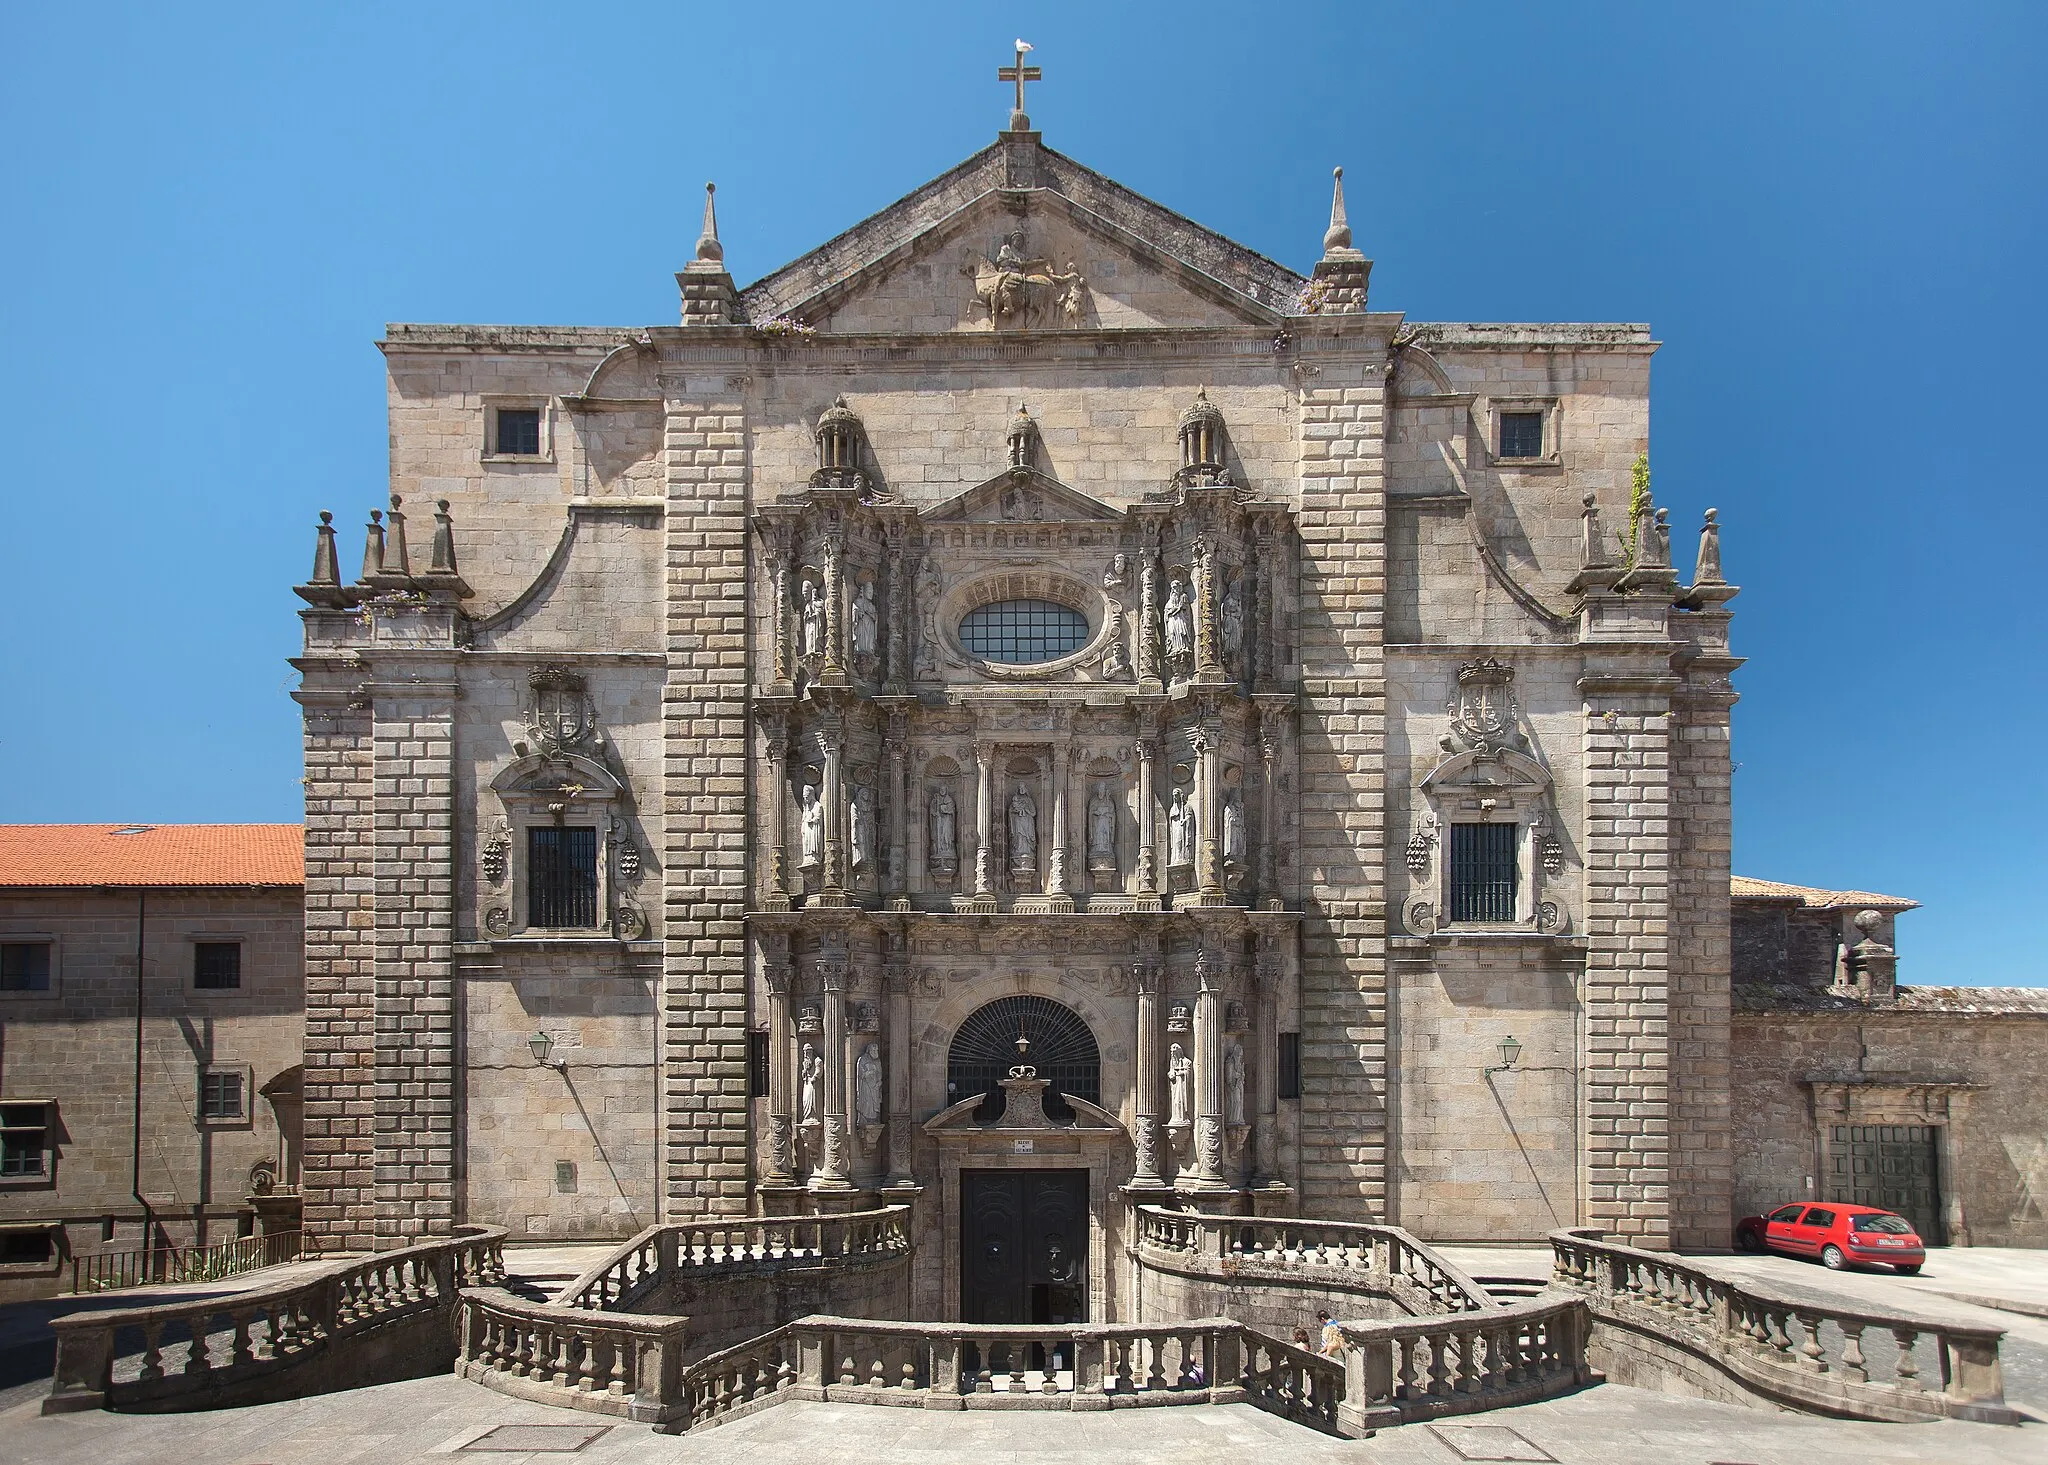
[748,1031,771,1098]
[1448,822,1519,923]
[528,826,598,928]
[194,942,242,990]
[1498,410,1544,459]
[0,1104,49,1177]
[200,1072,244,1121]
[493,407,542,456]
[0,943,50,992]
[958,599,1088,665]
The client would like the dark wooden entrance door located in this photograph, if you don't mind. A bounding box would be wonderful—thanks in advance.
[1830,1124,1945,1243]
[960,1169,1088,1324]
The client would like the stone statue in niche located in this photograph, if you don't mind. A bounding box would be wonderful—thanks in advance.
[1168,786,1195,868]
[851,581,878,658]
[799,1043,822,1124]
[855,1042,883,1127]
[1220,577,1244,670]
[915,554,942,679]
[928,787,958,873]
[850,784,875,871]
[1221,791,1246,868]
[1100,554,1131,680]
[1225,1044,1246,1127]
[1163,577,1194,670]
[1008,786,1038,871]
[1086,785,1118,872]
[1167,1044,1193,1127]
[799,579,826,660]
[798,783,824,868]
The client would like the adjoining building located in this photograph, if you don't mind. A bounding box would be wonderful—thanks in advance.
[0,825,304,1299]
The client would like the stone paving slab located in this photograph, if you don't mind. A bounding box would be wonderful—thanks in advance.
[1,1373,2044,1465]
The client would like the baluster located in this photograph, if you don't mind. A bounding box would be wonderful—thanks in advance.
[137,1320,165,1382]
[230,1308,255,1368]
[1839,1321,1868,1383]
[870,1347,887,1389]
[1007,1339,1027,1393]
[901,1349,919,1389]
[1768,1309,1795,1361]
[1112,1336,1134,1394]
[1145,1333,1168,1391]
[1039,1337,1060,1394]
[185,1312,214,1375]
[1892,1328,1922,1391]
[1396,1335,1419,1399]
[1794,1311,1827,1371]
[840,1349,858,1387]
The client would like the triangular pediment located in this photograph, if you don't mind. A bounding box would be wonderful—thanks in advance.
[921,468,1124,524]
[741,137,1304,335]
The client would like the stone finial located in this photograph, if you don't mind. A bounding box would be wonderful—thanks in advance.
[382,493,412,579]
[419,498,473,601]
[1323,166,1354,254]
[1694,508,1724,584]
[1653,506,1671,567]
[1580,492,1605,569]
[358,508,385,583]
[295,511,348,607]
[1174,390,1227,486]
[695,182,723,264]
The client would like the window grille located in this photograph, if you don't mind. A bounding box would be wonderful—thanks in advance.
[1448,822,1519,922]
[958,599,1088,665]
[748,1031,771,1098]
[200,1072,244,1120]
[494,407,542,455]
[1498,410,1545,458]
[0,1104,48,1177]
[0,943,50,992]
[947,995,1099,1123]
[528,826,598,928]
[194,942,242,990]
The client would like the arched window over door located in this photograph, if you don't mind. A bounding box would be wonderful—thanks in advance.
[947,995,1100,1123]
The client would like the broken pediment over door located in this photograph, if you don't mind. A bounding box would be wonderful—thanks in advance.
[920,468,1125,526]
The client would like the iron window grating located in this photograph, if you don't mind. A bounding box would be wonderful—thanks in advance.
[1448,822,1519,922]
[194,942,242,989]
[0,943,50,992]
[958,599,1089,665]
[747,1031,771,1098]
[1498,410,1545,458]
[494,407,542,456]
[948,995,1100,1123]
[529,826,599,928]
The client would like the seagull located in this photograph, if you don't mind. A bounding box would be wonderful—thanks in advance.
[1016,39,1033,52]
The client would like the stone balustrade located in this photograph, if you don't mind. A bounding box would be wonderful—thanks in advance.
[1133,1205,1495,1317]
[455,1287,690,1423]
[1549,1228,2019,1425]
[560,1206,912,1312]
[673,1314,1346,1435]
[1337,1297,1591,1433]
[43,1227,506,1415]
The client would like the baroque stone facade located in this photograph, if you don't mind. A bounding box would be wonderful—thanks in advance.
[292,114,1743,1305]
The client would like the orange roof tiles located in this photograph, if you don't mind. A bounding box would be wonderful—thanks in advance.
[0,825,303,889]
[1731,875,1919,911]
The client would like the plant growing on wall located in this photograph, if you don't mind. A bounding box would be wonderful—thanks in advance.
[1624,453,1651,564]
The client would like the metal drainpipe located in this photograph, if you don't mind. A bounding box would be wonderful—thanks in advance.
[131,890,154,1258]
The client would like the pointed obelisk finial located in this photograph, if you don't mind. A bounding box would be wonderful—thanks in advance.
[1323,166,1353,254]
[695,182,723,264]
[295,510,348,607]
[358,508,385,583]
[382,493,412,580]
[419,498,473,601]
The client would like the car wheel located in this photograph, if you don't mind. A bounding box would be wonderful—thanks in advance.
[1821,1244,1846,1270]
[1736,1228,1764,1253]
[1897,1264,1922,1275]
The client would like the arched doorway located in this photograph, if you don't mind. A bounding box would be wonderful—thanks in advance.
[946,994,1100,1123]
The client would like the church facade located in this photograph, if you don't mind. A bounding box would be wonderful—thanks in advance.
[292,111,1740,1321]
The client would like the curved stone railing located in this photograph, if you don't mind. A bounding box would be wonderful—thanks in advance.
[672,1313,1346,1435]
[1337,1296,1590,1433]
[455,1286,690,1423]
[44,1226,506,1415]
[1550,1228,2019,1425]
[560,1206,911,1312]
[1134,1206,1496,1316]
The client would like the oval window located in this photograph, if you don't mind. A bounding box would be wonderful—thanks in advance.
[958,599,1089,665]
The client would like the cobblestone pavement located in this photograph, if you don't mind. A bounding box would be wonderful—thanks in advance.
[0,1375,2042,1465]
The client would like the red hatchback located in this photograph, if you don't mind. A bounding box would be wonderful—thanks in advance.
[1734,1203,1926,1273]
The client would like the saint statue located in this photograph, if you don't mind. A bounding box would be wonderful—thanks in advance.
[915,556,943,678]
[1163,577,1194,665]
[1220,578,1244,667]
[851,581,878,658]
[1168,787,1195,868]
[855,1042,883,1127]
[1221,791,1245,867]
[799,579,826,659]
[798,783,823,868]
[1008,785,1037,870]
[1086,785,1118,870]
[1225,1044,1246,1128]
[1167,1043,1193,1127]
[928,787,957,872]
[1101,553,1129,594]
[799,1043,822,1124]
[850,784,875,871]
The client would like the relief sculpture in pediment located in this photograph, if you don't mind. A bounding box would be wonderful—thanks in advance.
[964,230,1088,330]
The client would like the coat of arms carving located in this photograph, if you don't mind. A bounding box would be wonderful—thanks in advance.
[1446,658,1520,755]
[963,230,1087,330]
[526,666,597,755]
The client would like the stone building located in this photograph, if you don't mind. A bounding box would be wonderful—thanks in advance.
[1729,878,2048,1249]
[0,825,305,1300]
[290,99,1745,1320]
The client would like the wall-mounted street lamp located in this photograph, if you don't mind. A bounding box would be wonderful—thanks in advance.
[528,1030,564,1069]
[1485,1035,1523,1074]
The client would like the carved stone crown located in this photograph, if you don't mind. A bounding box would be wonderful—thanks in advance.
[1456,657,1514,688]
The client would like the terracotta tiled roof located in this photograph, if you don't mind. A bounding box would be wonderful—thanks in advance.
[0,825,303,889]
[1731,875,1919,911]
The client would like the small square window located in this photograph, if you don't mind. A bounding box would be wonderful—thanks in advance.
[0,1103,49,1177]
[493,407,542,456]
[1498,411,1545,459]
[194,942,242,990]
[200,1072,245,1121]
[555,1161,578,1194]
[0,943,50,992]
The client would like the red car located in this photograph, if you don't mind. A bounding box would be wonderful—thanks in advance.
[1734,1203,1926,1273]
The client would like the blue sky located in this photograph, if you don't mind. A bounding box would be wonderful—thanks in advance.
[1,2,2042,984]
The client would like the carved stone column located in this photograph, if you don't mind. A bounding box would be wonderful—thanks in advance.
[763,956,796,1184]
[820,721,848,902]
[1135,734,1159,906]
[1130,953,1165,1186]
[1137,535,1163,692]
[884,938,915,1188]
[811,941,855,1191]
[885,711,909,902]
[1192,534,1223,681]
[761,711,791,909]
[1251,946,1279,1185]
[1046,733,1073,910]
[884,537,906,690]
[1251,519,1275,691]
[1187,947,1229,1190]
[1194,718,1225,905]
[1257,709,1281,906]
[767,531,794,690]
[972,738,996,902]
[820,525,849,686]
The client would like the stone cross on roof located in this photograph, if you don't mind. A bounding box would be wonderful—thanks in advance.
[998,39,1040,131]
